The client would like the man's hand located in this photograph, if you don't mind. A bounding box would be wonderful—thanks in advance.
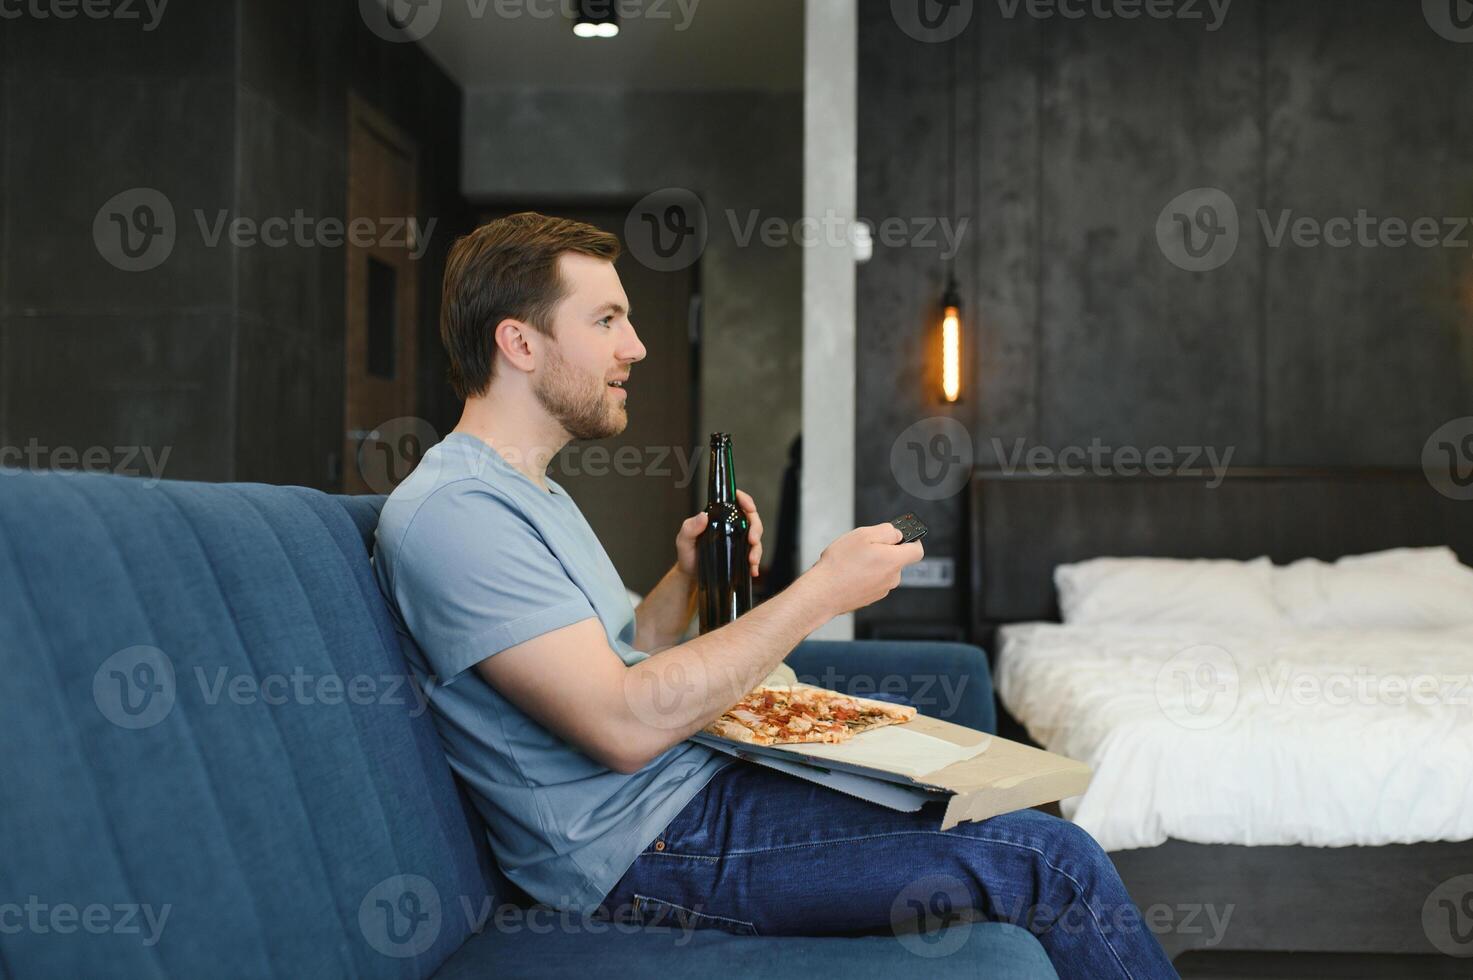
[802,523,924,615]
[675,488,764,580]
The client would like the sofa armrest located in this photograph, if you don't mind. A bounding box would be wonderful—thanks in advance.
[783,640,996,735]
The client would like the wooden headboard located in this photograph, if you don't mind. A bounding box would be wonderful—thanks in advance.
[967,468,1473,636]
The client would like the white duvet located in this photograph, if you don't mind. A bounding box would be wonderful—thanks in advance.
[996,622,1473,851]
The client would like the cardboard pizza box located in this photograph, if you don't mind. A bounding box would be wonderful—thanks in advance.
[691,713,1091,830]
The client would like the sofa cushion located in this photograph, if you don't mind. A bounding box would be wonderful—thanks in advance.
[432,917,1058,979]
[0,472,494,979]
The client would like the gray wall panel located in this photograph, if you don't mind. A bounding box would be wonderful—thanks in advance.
[857,0,1473,635]
[1038,10,1263,454]
[1263,0,1473,465]
[0,0,465,488]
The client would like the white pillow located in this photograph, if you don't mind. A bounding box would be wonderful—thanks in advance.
[1273,547,1473,629]
[1055,556,1285,628]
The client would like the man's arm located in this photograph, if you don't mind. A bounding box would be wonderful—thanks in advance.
[630,562,697,653]
[632,488,764,652]
[476,522,920,774]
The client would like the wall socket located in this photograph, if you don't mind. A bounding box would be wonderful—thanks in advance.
[900,557,954,589]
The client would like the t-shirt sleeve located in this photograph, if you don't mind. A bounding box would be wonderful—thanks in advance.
[388,484,597,683]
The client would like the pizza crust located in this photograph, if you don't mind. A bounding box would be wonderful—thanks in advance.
[705,717,770,745]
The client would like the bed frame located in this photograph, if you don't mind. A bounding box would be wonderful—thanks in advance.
[965,467,1473,960]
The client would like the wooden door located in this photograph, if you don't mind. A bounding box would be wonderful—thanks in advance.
[344,95,421,495]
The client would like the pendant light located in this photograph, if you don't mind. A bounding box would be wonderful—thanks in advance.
[937,34,964,404]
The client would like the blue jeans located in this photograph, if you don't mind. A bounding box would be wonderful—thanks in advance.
[599,761,1178,980]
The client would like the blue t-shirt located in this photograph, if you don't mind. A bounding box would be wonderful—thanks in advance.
[372,433,727,912]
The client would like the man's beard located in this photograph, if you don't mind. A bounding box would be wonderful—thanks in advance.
[533,342,627,441]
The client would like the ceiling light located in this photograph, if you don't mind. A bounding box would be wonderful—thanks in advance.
[573,0,619,38]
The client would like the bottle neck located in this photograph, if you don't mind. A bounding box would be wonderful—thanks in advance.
[707,438,736,505]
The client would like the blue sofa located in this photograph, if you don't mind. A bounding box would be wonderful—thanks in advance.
[0,471,1056,979]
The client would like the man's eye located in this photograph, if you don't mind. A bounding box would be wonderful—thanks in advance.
[598,317,614,327]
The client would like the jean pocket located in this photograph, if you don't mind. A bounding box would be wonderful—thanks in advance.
[631,894,759,937]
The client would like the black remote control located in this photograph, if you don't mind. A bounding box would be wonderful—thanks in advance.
[890,513,928,543]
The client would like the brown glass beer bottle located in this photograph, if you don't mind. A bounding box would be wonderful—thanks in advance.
[696,432,753,633]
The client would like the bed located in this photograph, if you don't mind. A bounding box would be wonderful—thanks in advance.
[966,467,1473,960]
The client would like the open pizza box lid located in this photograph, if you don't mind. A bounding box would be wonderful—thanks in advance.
[691,711,1091,830]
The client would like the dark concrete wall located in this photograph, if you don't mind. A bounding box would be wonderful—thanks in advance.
[856,0,1473,633]
[1,2,239,481]
[1,0,464,487]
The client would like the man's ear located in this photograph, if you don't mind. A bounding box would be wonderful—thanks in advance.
[493,317,540,374]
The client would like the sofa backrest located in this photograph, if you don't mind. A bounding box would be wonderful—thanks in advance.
[0,471,495,978]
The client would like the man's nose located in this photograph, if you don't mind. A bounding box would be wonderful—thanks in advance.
[621,323,647,363]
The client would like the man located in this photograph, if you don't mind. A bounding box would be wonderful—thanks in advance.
[374,212,1176,979]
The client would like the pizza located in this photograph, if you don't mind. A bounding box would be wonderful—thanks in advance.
[703,685,916,746]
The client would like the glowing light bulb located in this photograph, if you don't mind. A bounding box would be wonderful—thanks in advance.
[941,303,961,403]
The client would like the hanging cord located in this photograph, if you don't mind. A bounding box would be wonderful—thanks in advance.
[946,34,958,291]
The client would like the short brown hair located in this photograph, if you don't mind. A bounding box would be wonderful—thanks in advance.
[440,212,621,400]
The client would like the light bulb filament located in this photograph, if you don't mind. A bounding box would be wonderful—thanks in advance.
[941,305,961,403]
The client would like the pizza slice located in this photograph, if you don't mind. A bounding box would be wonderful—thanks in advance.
[703,687,850,745]
[703,685,916,746]
[791,687,917,738]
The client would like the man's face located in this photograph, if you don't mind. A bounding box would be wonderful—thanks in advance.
[532,252,647,441]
